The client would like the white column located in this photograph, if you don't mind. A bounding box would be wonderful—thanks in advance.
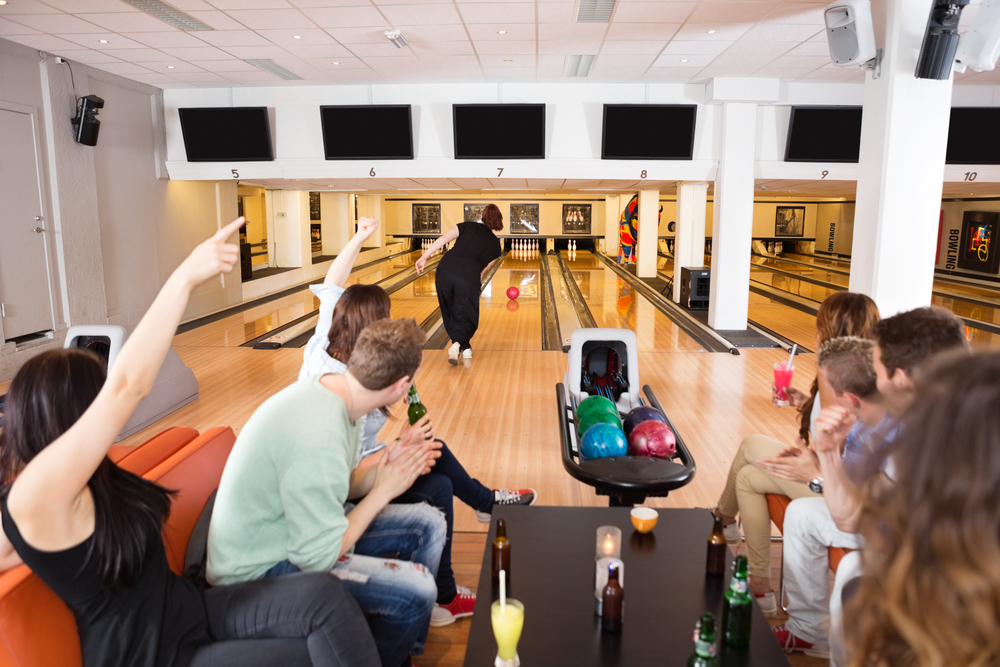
[849,0,953,316]
[673,182,709,303]
[636,189,660,278]
[320,192,350,256]
[708,102,757,330]
[273,191,306,268]
[605,194,620,257]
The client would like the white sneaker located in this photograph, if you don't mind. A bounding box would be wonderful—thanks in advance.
[448,342,460,366]
[722,522,742,547]
[462,347,472,359]
[755,590,778,618]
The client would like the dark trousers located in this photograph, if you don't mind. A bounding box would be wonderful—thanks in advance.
[435,269,481,351]
[189,571,379,667]
[393,440,493,604]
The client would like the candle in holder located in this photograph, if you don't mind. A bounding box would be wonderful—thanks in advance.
[596,526,621,558]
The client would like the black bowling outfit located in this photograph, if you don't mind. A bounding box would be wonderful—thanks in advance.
[435,222,501,351]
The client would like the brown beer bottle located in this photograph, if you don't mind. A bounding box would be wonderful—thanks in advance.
[601,563,624,633]
[706,510,727,576]
[491,518,510,581]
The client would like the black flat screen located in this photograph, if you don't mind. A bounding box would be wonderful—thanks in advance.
[602,105,697,159]
[947,107,1000,164]
[321,105,414,160]
[178,107,273,162]
[784,106,863,162]
[453,104,545,159]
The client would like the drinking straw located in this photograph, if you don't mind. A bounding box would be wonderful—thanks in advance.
[787,344,798,369]
[500,570,506,613]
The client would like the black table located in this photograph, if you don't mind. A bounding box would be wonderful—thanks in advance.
[463,507,791,667]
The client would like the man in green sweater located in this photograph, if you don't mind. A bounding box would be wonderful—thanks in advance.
[207,318,446,667]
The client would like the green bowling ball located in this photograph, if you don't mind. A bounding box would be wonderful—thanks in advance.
[576,396,619,423]
[577,410,623,438]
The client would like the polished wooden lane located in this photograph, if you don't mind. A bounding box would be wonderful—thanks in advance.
[563,251,706,352]
[470,252,543,352]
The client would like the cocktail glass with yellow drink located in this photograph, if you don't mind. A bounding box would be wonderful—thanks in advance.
[491,570,523,667]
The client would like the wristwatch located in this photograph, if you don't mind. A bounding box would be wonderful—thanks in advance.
[808,476,824,494]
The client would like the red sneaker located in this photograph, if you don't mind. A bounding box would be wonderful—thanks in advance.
[430,586,476,626]
[771,624,829,658]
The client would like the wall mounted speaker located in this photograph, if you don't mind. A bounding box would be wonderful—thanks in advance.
[824,0,877,67]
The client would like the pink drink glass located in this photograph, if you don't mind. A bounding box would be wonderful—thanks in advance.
[773,363,794,407]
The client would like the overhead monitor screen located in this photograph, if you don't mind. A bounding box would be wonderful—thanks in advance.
[178,107,273,162]
[602,105,697,159]
[320,105,414,160]
[946,107,1000,164]
[784,106,863,163]
[453,104,545,159]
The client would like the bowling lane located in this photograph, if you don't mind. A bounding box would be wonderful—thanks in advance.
[388,267,442,324]
[752,256,850,289]
[747,292,819,348]
[472,252,543,352]
[564,251,705,352]
[175,250,422,348]
[749,266,839,303]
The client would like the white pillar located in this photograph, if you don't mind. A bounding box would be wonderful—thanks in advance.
[605,194,620,257]
[320,192,350,256]
[673,182,709,303]
[636,189,660,278]
[708,102,757,330]
[849,0,953,316]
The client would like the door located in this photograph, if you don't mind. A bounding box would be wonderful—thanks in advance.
[0,109,54,339]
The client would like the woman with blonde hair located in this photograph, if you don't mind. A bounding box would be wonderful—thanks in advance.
[844,351,1000,667]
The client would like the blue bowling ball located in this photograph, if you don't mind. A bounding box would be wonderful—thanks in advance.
[580,423,628,461]
[623,406,667,438]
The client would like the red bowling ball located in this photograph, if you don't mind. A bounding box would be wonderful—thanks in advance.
[627,420,676,459]
[506,286,520,300]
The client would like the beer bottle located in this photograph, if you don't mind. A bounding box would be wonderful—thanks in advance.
[407,383,427,426]
[706,510,727,576]
[601,563,623,633]
[687,613,719,667]
[722,555,751,647]
[491,518,510,581]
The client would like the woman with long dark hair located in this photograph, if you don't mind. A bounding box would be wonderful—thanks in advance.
[415,204,502,365]
[714,291,880,615]
[300,217,535,627]
[0,219,379,667]
[844,352,1000,667]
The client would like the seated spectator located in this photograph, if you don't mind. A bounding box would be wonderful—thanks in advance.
[715,291,879,615]
[301,217,536,626]
[845,352,1000,667]
[0,220,380,667]
[773,307,968,664]
[208,318,445,667]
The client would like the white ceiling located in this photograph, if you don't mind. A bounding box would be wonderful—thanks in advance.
[2,0,997,89]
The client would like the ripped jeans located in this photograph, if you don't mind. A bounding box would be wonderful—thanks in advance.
[264,501,446,667]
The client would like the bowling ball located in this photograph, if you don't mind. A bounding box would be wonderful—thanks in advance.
[579,423,628,461]
[623,406,667,438]
[577,396,617,422]
[577,410,622,438]
[506,299,519,312]
[507,287,520,300]
[628,421,676,459]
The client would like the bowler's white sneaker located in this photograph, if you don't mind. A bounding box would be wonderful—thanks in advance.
[448,342,460,366]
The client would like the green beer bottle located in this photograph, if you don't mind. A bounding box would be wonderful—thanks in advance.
[722,555,752,647]
[687,613,720,667]
[407,383,427,426]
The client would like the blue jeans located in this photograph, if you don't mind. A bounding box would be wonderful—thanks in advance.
[264,501,446,667]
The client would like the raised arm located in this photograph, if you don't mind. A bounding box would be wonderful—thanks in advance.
[6,219,243,550]
[415,226,459,274]
[813,405,864,533]
[324,217,380,287]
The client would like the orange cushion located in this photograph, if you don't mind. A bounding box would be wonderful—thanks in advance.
[0,565,81,667]
[110,426,200,474]
[766,493,854,575]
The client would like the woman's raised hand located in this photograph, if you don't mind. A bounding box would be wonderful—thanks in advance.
[175,218,244,288]
[358,216,379,240]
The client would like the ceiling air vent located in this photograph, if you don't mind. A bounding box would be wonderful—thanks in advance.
[120,0,213,31]
[563,55,595,77]
[577,0,616,23]
[245,59,303,81]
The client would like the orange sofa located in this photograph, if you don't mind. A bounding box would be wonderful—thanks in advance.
[0,426,236,667]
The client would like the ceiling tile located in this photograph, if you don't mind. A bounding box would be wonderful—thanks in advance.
[96,47,167,61]
[457,3,535,23]
[672,23,751,40]
[587,65,643,82]
[349,41,417,56]
[76,12,172,32]
[195,31,273,46]
[140,60,208,72]
[0,17,43,35]
[536,54,564,75]
[219,45,294,59]
[605,22,680,40]
[409,40,475,54]
[418,53,481,66]
[764,54,830,69]
[363,55,427,68]
[125,72,185,86]
[785,41,832,56]
[324,26,389,42]
[125,31,209,48]
[538,23,609,39]
[614,2,697,22]
[601,40,668,55]
[394,24,471,40]
[202,0,292,8]
[320,57,370,67]
[258,28,336,45]
[288,0,373,7]
[5,13,106,33]
[752,64,820,78]
[283,43,354,57]
[479,53,535,66]
[226,9,318,29]
[90,62,152,75]
[538,3,574,22]
[380,4,464,25]
[762,3,827,24]
[597,53,656,67]
[723,40,794,56]
[654,53,716,67]
[537,39,603,55]
[0,0,70,13]
[641,66,704,81]
[797,65,864,81]
[57,33,148,49]
[696,53,774,76]
[59,49,125,64]
[483,66,536,80]
[465,23,535,40]
[173,71,234,82]
[303,6,388,27]
[474,40,536,54]
[687,3,779,23]
[662,40,731,54]
[158,46,237,60]
[741,23,822,41]
[164,0,216,9]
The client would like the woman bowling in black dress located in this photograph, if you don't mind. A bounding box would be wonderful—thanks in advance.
[416,203,502,366]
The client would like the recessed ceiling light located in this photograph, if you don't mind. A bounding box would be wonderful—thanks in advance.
[99,39,109,43]
[504,59,512,62]
[167,65,174,68]
[293,35,301,39]
[498,30,507,34]
[707,30,716,34]
[680,59,688,62]
[333,61,340,65]
[0,2,7,6]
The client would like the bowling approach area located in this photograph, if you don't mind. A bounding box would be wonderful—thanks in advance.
[0,245,828,667]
